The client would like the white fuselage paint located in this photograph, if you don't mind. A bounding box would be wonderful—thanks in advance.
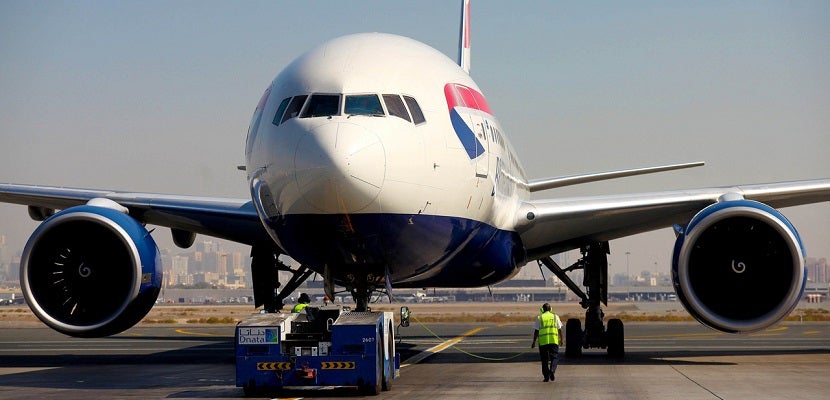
[244,33,529,286]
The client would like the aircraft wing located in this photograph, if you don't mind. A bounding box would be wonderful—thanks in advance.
[0,183,270,246]
[517,179,830,260]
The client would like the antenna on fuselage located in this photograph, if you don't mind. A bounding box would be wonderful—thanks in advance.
[458,0,471,73]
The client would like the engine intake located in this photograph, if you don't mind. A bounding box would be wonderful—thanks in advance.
[21,205,162,337]
[672,200,805,333]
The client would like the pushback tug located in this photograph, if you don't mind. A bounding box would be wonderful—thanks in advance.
[235,305,406,395]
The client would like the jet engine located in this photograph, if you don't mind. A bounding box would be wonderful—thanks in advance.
[20,204,162,337]
[672,199,805,333]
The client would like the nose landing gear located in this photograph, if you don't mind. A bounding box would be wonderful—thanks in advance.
[343,269,385,312]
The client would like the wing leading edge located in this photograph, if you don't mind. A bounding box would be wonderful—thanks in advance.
[516,178,830,260]
[0,183,270,247]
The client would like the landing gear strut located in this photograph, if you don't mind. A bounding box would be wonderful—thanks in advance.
[250,246,314,312]
[343,269,384,312]
[539,241,624,358]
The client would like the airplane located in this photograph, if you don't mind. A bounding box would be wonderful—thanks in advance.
[1,1,829,359]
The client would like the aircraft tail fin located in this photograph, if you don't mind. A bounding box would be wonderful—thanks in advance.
[458,0,471,73]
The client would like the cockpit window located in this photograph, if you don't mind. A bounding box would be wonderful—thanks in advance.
[281,95,307,124]
[301,94,340,118]
[345,94,384,116]
[383,94,410,122]
[272,97,291,126]
[403,96,426,125]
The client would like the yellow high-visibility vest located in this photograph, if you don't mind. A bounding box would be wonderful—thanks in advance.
[537,312,560,346]
[292,303,308,313]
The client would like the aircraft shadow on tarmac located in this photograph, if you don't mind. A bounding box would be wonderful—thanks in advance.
[413,347,830,366]
[107,334,234,343]
[1,330,828,395]
[0,342,233,368]
[1,347,829,399]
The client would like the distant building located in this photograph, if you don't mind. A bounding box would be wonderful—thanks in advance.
[193,272,220,286]
[216,252,228,276]
[806,258,828,284]
[0,235,8,275]
[200,240,219,254]
[232,252,244,270]
[190,251,204,273]
[612,273,628,287]
[171,255,189,286]
[172,255,188,275]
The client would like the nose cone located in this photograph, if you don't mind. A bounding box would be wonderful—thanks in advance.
[294,122,386,213]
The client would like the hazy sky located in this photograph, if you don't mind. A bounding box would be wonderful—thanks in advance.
[1,1,828,277]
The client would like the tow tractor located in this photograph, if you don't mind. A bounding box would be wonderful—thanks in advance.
[235,305,402,396]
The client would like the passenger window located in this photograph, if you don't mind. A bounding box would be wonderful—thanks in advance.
[301,94,340,118]
[281,95,307,124]
[272,97,292,126]
[345,94,384,116]
[403,96,426,125]
[383,94,411,122]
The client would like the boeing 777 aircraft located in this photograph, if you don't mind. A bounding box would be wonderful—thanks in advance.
[1,1,829,358]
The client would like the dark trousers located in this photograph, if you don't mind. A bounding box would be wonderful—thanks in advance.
[539,343,559,380]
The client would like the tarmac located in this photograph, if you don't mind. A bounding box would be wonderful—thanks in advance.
[0,315,829,399]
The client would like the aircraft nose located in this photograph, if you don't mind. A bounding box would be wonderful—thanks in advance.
[294,122,386,213]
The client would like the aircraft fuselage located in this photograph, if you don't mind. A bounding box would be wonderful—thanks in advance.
[245,33,529,288]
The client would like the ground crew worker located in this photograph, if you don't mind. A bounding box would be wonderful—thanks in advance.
[291,293,310,313]
[531,303,563,382]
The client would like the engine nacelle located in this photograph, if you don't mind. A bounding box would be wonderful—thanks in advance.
[672,199,805,333]
[20,205,162,337]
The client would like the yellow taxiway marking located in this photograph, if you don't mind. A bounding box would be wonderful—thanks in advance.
[401,327,485,367]
[0,367,59,376]
[749,326,789,337]
[804,330,821,335]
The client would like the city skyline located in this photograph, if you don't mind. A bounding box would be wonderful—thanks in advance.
[2,234,828,289]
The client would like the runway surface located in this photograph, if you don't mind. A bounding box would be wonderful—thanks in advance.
[1,320,829,399]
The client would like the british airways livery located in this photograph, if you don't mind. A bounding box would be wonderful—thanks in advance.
[1,1,830,359]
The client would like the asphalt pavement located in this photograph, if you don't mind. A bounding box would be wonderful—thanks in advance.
[0,320,829,399]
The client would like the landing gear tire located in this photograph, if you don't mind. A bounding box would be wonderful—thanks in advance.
[358,328,383,395]
[565,318,583,358]
[607,318,624,358]
[382,322,394,391]
[367,330,383,395]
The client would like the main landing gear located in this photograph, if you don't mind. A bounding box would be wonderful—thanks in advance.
[250,246,314,312]
[539,241,624,358]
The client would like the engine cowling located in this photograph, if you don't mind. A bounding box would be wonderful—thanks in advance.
[20,205,162,337]
[672,199,805,333]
